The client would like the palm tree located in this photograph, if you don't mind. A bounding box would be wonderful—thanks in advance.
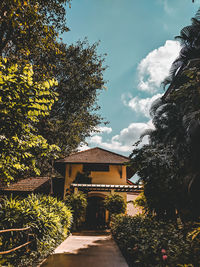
[163,8,200,90]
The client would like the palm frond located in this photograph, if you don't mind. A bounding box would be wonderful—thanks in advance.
[195,7,200,21]
[162,59,183,88]
[149,97,163,117]
[175,35,188,46]
[191,17,200,26]
[140,129,154,139]
[180,26,194,41]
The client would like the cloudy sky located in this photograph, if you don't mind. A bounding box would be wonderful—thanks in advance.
[63,0,200,156]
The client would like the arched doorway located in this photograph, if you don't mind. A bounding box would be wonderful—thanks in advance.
[86,196,106,229]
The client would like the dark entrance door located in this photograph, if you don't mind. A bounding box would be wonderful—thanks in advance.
[86,196,106,229]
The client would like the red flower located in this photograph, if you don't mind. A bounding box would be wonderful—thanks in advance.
[161,249,166,254]
[162,255,167,261]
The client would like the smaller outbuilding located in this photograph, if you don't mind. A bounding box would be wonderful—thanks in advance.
[0,177,51,197]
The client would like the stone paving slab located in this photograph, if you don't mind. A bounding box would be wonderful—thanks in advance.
[41,231,128,267]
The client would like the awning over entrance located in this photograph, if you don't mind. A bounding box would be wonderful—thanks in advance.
[71,183,142,193]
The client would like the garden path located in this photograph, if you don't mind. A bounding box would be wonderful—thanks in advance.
[41,231,128,267]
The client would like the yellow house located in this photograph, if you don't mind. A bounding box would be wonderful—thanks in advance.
[54,147,141,228]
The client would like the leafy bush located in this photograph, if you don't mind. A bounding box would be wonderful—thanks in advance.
[134,192,149,214]
[111,214,194,267]
[104,193,126,215]
[65,192,87,230]
[0,194,72,267]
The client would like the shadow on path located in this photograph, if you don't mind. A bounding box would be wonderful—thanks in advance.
[41,231,128,267]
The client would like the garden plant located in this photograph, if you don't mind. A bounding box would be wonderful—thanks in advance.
[65,192,87,230]
[0,194,72,267]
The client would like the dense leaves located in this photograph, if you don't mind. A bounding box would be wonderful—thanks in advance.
[38,40,106,156]
[65,192,87,230]
[0,0,106,182]
[104,193,126,215]
[130,8,200,221]
[163,7,200,88]
[0,194,72,266]
[0,59,59,184]
[111,214,195,267]
[0,0,70,64]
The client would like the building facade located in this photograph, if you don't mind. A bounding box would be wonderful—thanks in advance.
[55,147,141,228]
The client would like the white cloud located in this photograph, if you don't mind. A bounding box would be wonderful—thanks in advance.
[78,143,90,151]
[97,126,112,134]
[87,120,154,154]
[122,93,163,118]
[91,126,112,135]
[137,40,181,93]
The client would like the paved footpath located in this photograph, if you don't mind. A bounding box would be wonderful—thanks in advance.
[41,231,128,267]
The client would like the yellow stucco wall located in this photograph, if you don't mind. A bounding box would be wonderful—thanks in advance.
[63,163,127,199]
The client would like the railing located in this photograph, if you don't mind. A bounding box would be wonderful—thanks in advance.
[0,226,34,255]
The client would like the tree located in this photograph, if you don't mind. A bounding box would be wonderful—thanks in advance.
[0,1,107,180]
[163,8,200,88]
[0,0,70,66]
[0,1,106,155]
[0,58,59,184]
[37,40,106,156]
[129,6,200,221]
[131,62,200,221]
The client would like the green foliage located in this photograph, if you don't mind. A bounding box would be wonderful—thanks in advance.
[177,265,194,267]
[163,7,200,87]
[130,65,200,220]
[0,59,60,184]
[73,171,92,184]
[104,193,126,215]
[111,214,194,267]
[38,40,107,157]
[0,0,71,62]
[0,0,107,167]
[130,144,184,220]
[65,192,87,230]
[134,192,149,214]
[0,194,72,266]
[189,223,200,241]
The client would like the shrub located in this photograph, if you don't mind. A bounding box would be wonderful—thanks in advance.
[65,192,87,230]
[104,193,126,215]
[134,192,149,214]
[0,194,72,267]
[111,214,193,267]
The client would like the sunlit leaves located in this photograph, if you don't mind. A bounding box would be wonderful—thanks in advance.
[0,58,60,184]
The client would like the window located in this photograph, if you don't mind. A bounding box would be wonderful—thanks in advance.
[83,163,109,172]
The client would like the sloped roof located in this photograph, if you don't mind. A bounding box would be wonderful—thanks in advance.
[0,177,50,192]
[56,147,129,165]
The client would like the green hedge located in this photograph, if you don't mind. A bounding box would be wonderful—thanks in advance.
[0,194,72,267]
[111,214,195,267]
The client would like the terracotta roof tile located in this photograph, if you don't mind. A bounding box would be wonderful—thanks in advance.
[0,177,50,192]
[56,147,129,165]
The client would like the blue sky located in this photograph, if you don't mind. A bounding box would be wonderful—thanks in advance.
[63,0,200,156]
